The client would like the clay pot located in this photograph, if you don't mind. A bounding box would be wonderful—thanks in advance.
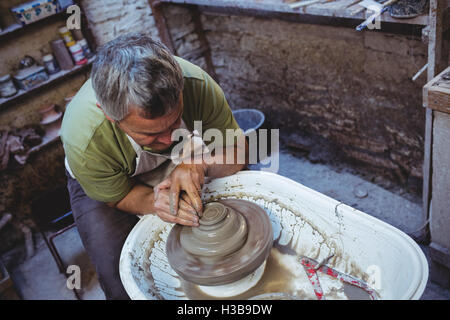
[166,199,273,286]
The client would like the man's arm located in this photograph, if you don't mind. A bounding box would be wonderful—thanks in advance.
[166,65,249,216]
[167,137,249,216]
[108,182,199,227]
[205,137,249,179]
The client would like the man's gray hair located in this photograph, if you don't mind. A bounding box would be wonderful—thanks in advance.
[91,33,184,121]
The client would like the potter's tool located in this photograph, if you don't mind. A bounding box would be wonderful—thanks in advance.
[314,253,334,271]
[300,256,378,300]
[166,199,273,286]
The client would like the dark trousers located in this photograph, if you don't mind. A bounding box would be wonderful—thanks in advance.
[66,171,139,300]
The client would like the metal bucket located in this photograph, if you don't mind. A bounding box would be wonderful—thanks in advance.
[119,171,428,300]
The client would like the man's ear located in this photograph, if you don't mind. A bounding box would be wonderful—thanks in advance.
[96,103,115,123]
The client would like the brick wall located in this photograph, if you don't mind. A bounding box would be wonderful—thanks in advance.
[145,4,428,189]
[195,12,428,188]
[80,0,158,45]
[0,0,161,254]
[0,1,435,253]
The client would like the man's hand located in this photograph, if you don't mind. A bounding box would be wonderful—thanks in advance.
[153,179,200,227]
[165,162,207,217]
[111,138,248,225]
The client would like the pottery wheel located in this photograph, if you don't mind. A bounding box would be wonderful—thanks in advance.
[166,199,273,286]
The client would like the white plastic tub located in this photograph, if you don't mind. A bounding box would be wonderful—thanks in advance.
[119,171,428,300]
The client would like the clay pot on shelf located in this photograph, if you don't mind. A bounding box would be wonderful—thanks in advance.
[64,94,76,107]
[38,104,63,138]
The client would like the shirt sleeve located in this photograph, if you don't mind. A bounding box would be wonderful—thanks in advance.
[190,71,243,148]
[64,141,134,203]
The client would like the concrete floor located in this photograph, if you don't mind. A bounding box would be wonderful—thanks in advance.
[2,148,449,300]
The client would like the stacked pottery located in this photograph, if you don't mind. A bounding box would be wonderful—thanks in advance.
[38,104,62,138]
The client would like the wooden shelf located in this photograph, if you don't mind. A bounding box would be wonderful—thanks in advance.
[0,56,95,110]
[0,9,71,41]
[28,128,61,155]
[161,0,430,26]
[11,128,62,166]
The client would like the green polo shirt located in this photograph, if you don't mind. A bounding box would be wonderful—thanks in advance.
[61,57,241,203]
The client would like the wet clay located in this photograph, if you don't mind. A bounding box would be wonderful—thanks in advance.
[166,199,273,286]
[180,245,301,300]
[180,242,372,300]
[180,202,248,262]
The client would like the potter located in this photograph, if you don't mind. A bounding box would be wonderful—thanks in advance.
[60,33,249,300]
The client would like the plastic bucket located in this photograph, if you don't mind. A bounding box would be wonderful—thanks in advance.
[232,109,265,135]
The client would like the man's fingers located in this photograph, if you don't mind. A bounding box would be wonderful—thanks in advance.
[177,207,199,224]
[169,183,180,216]
[181,192,193,207]
[197,167,205,187]
[159,211,199,227]
[191,172,202,192]
[179,198,197,215]
[186,187,203,216]
[154,178,171,198]
[191,168,205,190]
[156,178,171,190]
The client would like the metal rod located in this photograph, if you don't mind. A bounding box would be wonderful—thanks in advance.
[148,0,177,54]
[314,253,334,271]
[412,63,428,81]
[346,0,362,8]
[350,6,365,15]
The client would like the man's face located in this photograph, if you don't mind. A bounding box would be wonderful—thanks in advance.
[116,95,184,151]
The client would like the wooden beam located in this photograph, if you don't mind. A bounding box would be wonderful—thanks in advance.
[188,5,219,82]
[148,0,177,54]
[428,0,446,80]
[424,67,450,114]
[423,0,447,240]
